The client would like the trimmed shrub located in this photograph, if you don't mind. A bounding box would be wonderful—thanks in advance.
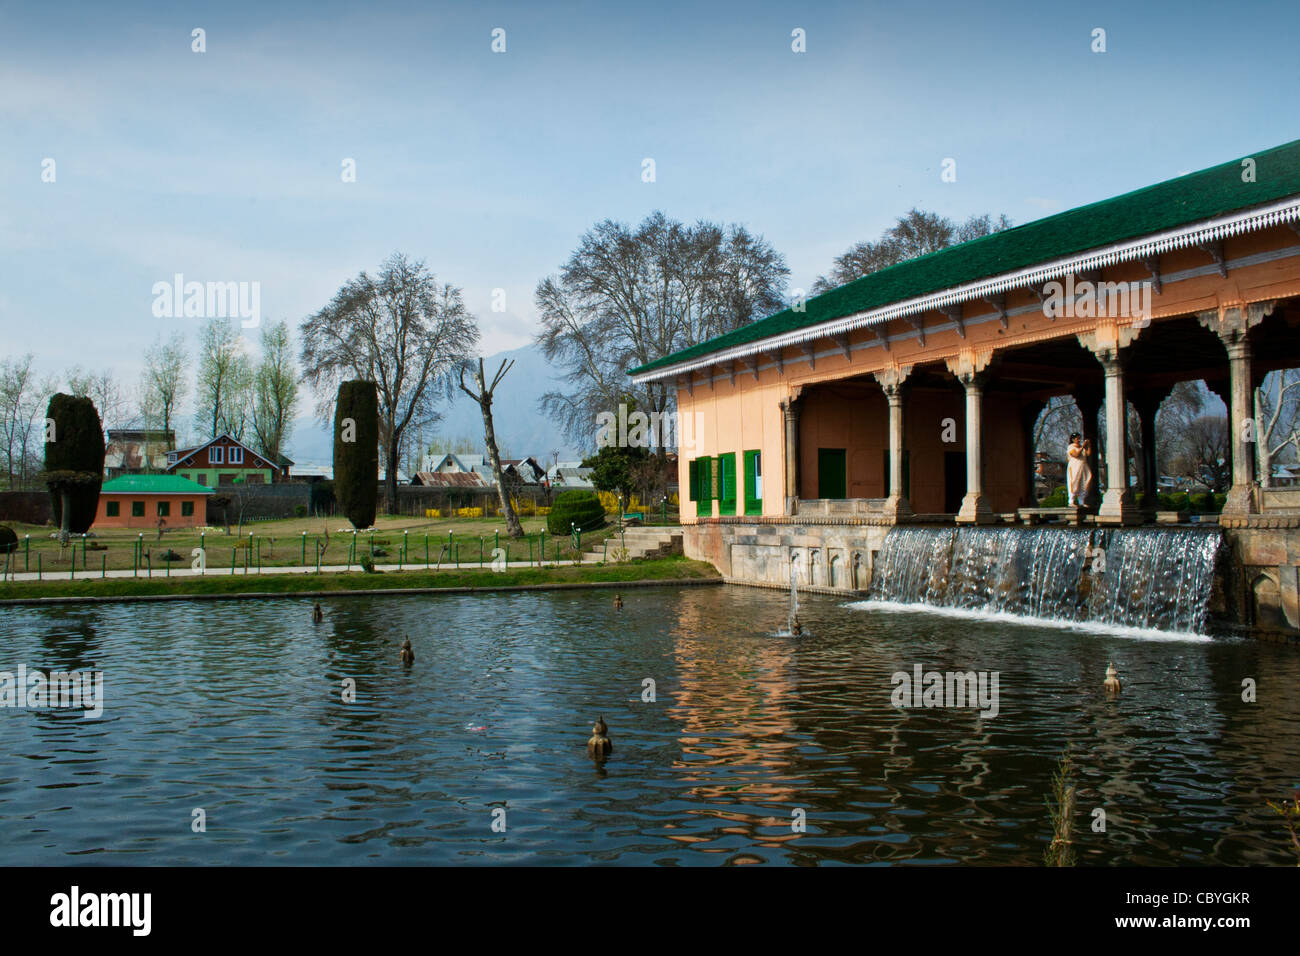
[44,393,105,534]
[333,381,378,529]
[547,490,606,535]
[0,526,17,554]
[1038,486,1068,508]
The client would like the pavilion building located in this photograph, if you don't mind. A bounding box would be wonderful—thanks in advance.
[630,139,1300,633]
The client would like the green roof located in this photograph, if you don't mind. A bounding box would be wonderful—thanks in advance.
[632,137,1300,377]
[101,475,214,495]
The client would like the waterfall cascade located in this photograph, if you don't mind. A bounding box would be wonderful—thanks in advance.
[870,525,1223,634]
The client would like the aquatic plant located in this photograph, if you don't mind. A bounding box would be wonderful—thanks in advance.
[1043,748,1077,867]
[1265,792,1300,865]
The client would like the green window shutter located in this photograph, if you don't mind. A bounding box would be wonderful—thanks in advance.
[688,459,699,501]
[743,450,763,515]
[696,457,713,517]
[718,453,737,515]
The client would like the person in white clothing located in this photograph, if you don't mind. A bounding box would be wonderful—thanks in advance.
[1067,432,1092,507]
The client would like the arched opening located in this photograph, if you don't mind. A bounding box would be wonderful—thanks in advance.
[1251,572,1282,628]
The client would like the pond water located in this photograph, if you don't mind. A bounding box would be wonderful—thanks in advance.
[2,585,1297,865]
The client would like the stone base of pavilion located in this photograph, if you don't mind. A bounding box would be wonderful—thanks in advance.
[791,498,1210,528]
[682,508,1300,635]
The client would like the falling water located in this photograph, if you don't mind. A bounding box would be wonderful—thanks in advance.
[788,561,800,633]
[870,526,1223,634]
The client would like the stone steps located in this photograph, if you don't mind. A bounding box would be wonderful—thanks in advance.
[582,527,683,563]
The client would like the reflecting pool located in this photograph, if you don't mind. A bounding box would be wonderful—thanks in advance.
[1,585,1296,865]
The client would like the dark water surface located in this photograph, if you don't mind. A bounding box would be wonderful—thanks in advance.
[1,585,1297,865]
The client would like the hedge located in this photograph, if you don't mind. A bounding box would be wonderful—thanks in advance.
[44,393,105,533]
[333,381,378,529]
[547,490,606,535]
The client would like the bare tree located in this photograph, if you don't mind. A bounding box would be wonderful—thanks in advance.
[251,320,299,464]
[1153,381,1208,477]
[66,367,127,431]
[535,211,788,451]
[0,356,57,490]
[1171,414,1231,491]
[459,357,523,537]
[300,252,479,514]
[195,318,253,440]
[813,209,1013,294]
[141,332,188,442]
[1256,369,1300,484]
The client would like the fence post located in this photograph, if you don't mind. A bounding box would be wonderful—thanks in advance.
[102,553,106,579]
[302,531,306,566]
[38,553,42,581]
[24,534,29,572]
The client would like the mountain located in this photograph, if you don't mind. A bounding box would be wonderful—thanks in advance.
[283,343,582,465]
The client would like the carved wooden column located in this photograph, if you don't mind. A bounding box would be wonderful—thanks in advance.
[780,395,801,515]
[873,366,913,519]
[946,351,995,524]
[1079,324,1141,525]
[1199,302,1273,515]
[1020,398,1045,508]
[1130,386,1171,517]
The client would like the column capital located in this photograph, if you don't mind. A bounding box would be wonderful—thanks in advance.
[872,364,913,393]
[1197,300,1275,345]
[1076,319,1143,360]
[943,348,994,382]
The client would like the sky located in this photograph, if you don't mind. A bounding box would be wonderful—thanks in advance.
[2,0,1298,446]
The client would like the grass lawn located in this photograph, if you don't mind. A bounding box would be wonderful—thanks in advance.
[0,554,720,602]
[1,513,626,575]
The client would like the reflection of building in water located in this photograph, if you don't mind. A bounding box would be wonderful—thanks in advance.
[664,596,804,850]
[1204,646,1300,864]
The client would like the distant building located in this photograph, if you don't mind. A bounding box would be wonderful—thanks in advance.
[549,461,595,490]
[290,463,334,483]
[165,434,279,485]
[425,453,485,474]
[410,471,489,488]
[501,457,547,485]
[104,428,175,478]
[94,475,213,529]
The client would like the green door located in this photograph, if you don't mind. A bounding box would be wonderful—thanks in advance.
[817,448,847,499]
[717,453,737,515]
[695,456,713,516]
[743,450,763,515]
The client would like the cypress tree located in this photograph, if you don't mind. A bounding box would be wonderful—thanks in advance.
[333,380,378,529]
[44,393,105,534]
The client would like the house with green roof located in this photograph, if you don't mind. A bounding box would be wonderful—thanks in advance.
[94,475,213,530]
[630,139,1300,630]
